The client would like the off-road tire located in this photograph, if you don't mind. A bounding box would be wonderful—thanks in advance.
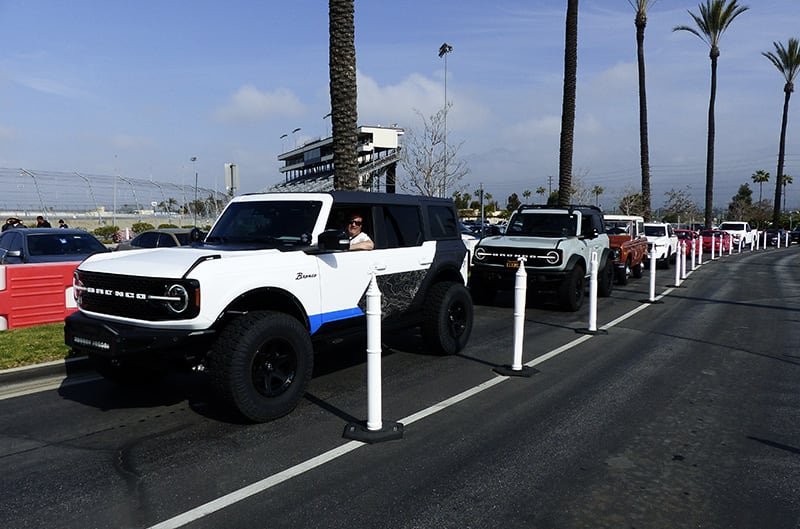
[208,310,313,422]
[558,265,585,312]
[616,258,630,285]
[423,282,474,354]
[598,256,614,297]
[632,260,644,278]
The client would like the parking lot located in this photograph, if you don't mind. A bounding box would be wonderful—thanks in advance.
[2,244,799,528]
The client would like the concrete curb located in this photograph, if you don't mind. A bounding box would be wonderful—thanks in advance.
[0,356,92,386]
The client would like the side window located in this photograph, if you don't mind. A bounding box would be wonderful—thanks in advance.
[158,233,177,247]
[380,205,422,248]
[581,214,596,238]
[135,232,159,248]
[427,205,458,239]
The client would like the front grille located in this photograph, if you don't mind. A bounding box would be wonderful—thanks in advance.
[76,271,200,321]
[473,246,563,267]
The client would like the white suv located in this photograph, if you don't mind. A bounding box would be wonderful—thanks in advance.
[643,222,679,268]
[65,191,473,422]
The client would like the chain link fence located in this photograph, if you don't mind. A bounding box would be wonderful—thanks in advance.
[0,167,231,230]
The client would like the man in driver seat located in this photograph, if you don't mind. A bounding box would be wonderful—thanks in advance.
[346,214,373,250]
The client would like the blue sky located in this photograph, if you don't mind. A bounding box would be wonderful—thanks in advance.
[2,0,800,211]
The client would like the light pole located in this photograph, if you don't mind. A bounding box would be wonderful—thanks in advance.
[291,127,302,149]
[438,42,453,198]
[191,156,198,226]
[323,112,332,137]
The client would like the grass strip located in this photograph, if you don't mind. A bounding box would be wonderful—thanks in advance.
[0,323,73,370]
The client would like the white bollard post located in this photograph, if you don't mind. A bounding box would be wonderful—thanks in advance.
[648,245,657,302]
[698,236,703,265]
[711,233,716,260]
[728,236,733,256]
[511,257,527,370]
[365,273,383,431]
[786,232,790,247]
[588,251,598,332]
[495,258,537,376]
[674,245,682,287]
[691,239,696,271]
[778,231,782,249]
[343,272,404,443]
[763,231,768,249]
[680,241,688,279]
[751,234,755,251]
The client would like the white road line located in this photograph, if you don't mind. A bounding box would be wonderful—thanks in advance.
[146,288,672,529]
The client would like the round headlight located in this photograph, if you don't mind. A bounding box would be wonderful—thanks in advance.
[544,251,560,264]
[166,284,189,313]
[474,247,488,260]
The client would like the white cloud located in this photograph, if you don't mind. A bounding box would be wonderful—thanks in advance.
[110,134,153,149]
[356,71,491,132]
[0,125,17,140]
[214,84,306,123]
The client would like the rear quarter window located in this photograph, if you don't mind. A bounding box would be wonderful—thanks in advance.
[427,205,458,239]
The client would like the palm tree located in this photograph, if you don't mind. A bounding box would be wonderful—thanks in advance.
[750,169,770,203]
[536,186,547,204]
[522,189,532,204]
[673,0,749,229]
[763,38,800,225]
[557,0,579,207]
[782,173,794,213]
[329,0,359,191]
[629,0,657,220]
[591,185,604,206]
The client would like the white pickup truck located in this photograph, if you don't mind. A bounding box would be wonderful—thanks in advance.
[643,222,679,268]
[718,221,756,248]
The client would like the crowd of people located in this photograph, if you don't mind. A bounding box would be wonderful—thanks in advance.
[1,216,69,232]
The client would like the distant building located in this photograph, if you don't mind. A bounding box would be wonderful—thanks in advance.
[271,126,403,193]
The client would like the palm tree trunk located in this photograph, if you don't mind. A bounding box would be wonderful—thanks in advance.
[558,0,578,207]
[772,89,792,224]
[329,0,359,191]
[636,16,651,221]
[704,51,719,229]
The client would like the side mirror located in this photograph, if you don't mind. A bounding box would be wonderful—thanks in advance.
[318,229,350,251]
[189,227,204,243]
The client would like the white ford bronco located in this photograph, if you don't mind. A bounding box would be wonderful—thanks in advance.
[469,204,614,311]
[65,191,473,422]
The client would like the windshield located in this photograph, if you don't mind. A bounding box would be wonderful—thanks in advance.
[506,212,577,237]
[28,233,107,256]
[644,225,666,237]
[206,200,322,245]
[605,221,631,235]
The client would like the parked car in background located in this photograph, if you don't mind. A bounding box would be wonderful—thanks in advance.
[790,226,800,244]
[764,228,791,247]
[603,214,648,285]
[700,229,732,253]
[643,222,679,268]
[674,229,698,256]
[718,221,756,248]
[0,228,109,264]
[115,228,197,251]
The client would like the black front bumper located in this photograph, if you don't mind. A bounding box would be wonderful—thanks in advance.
[470,265,569,292]
[64,311,215,359]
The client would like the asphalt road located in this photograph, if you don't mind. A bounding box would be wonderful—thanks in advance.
[2,247,799,529]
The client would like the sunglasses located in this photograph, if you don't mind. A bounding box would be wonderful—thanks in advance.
[348,220,362,226]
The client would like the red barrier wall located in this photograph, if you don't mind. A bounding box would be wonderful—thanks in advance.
[0,262,80,331]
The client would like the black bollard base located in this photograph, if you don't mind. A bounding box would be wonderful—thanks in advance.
[493,365,539,377]
[343,421,404,444]
[575,328,608,335]
[640,298,663,304]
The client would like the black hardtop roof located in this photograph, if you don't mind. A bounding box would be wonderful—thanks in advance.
[240,190,455,207]
[515,204,602,214]
[328,190,455,207]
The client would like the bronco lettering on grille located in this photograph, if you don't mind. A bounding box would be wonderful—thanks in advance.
[86,287,148,300]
